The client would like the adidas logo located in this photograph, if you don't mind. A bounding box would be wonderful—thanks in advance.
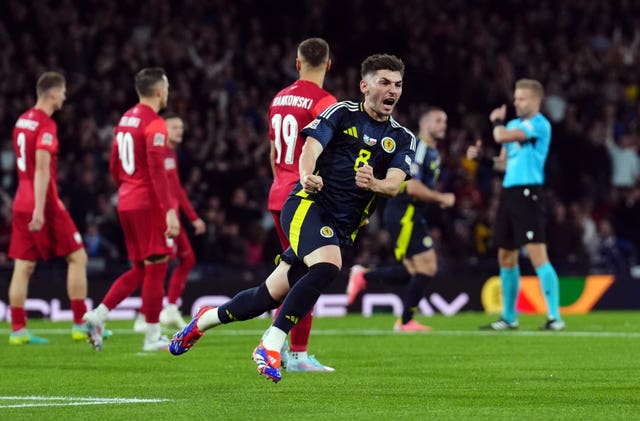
[285,314,300,324]
[343,126,358,138]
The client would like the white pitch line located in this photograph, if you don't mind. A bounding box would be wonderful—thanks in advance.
[1,328,639,338]
[0,396,171,409]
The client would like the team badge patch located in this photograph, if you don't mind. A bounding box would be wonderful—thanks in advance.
[423,236,433,248]
[363,134,377,146]
[41,133,54,145]
[381,137,396,153]
[153,133,165,146]
[306,118,321,130]
[320,226,334,238]
[164,157,176,170]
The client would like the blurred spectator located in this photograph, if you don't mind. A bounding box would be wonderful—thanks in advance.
[0,0,638,277]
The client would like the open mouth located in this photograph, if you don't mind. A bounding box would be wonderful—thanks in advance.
[383,98,395,106]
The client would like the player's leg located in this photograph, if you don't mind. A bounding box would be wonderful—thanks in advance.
[394,249,435,332]
[51,209,89,339]
[264,246,341,361]
[272,210,332,372]
[83,260,145,350]
[161,231,194,329]
[347,264,410,305]
[66,248,91,341]
[8,212,48,344]
[479,247,521,330]
[347,202,413,305]
[83,209,151,350]
[142,254,170,351]
[481,189,520,330]
[8,259,48,344]
[527,243,565,330]
[170,260,291,356]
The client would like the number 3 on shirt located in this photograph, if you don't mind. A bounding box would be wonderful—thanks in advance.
[16,132,27,172]
[116,132,135,175]
[271,113,298,165]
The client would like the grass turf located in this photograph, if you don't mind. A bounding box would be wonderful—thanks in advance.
[0,311,639,420]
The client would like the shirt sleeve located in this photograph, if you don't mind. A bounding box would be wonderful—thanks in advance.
[145,118,173,213]
[35,123,58,153]
[301,102,342,148]
[311,94,337,118]
[389,132,415,177]
[109,134,121,185]
[171,161,199,221]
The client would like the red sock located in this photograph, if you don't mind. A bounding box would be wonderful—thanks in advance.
[167,252,195,304]
[289,311,313,352]
[143,261,168,323]
[70,299,87,325]
[103,261,144,310]
[10,307,27,332]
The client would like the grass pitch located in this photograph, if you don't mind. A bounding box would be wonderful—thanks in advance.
[0,311,639,420]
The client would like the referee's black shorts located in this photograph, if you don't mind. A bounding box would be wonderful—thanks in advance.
[493,185,546,250]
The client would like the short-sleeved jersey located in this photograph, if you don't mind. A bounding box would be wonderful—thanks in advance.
[387,137,441,214]
[110,103,172,211]
[503,112,552,187]
[298,101,416,243]
[267,79,336,211]
[12,107,64,213]
[165,147,198,222]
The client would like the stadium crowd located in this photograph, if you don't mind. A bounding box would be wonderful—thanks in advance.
[0,0,639,278]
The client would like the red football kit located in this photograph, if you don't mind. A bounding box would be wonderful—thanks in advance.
[267,79,336,248]
[164,147,197,259]
[109,103,175,261]
[9,107,82,260]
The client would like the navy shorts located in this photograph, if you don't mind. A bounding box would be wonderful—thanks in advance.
[494,185,546,249]
[384,202,433,261]
[280,193,340,261]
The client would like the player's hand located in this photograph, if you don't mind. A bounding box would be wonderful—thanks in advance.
[165,209,180,238]
[192,218,206,235]
[466,139,482,160]
[355,164,376,191]
[440,192,456,208]
[489,105,507,123]
[302,174,323,194]
[28,210,45,232]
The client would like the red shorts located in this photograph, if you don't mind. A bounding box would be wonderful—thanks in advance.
[9,209,83,261]
[118,208,173,261]
[270,210,290,250]
[171,228,193,259]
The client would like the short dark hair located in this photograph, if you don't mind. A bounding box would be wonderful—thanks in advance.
[134,67,167,97]
[161,111,181,120]
[36,71,65,97]
[298,38,330,67]
[360,54,405,79]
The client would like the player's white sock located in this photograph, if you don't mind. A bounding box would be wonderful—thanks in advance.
[262,326,287,352]
[145,323,161,342]
[95,303,109,322]
[289,351,308,360]
[196,308,221,331]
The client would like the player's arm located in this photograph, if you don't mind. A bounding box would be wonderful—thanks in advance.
[405,179,455,207]
[489,104,527,144]
[174,173,205,235]
[145,120,180,238]
[269,141,277,176]
[299,136,324,194]
[492,126,528,144]
[29,149,51,231]
[109,138,121,185]
[355,166,406,197]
